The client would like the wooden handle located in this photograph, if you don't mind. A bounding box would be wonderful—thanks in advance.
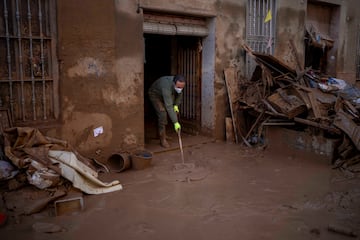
[178,130,185,164]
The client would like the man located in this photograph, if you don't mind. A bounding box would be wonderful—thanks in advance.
[148,75,186,148]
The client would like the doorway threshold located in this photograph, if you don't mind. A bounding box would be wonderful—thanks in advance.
[145,133,216,154]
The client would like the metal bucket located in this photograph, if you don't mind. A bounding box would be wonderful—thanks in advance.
[107,152,131,172]
[130,150,153,170]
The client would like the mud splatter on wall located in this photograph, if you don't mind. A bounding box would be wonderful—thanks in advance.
[62,110,113,153]
[68,57,105,78]
[100,57,142,107]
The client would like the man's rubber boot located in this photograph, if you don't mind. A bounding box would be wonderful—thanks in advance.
[156,132,172,140]
[159,130,170,148]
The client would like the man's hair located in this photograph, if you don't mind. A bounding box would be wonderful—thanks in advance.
[174,74,186,83]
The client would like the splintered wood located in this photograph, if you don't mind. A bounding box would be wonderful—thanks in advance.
[231,43,360,168]
[224,67,240,144]
[224,67,251,147]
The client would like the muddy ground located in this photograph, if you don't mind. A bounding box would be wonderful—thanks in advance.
[1,135,360,240]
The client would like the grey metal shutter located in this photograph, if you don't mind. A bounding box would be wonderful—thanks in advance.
[143,12,208,37]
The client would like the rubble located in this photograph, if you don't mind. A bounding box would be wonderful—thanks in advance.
[224,44,360,169]
[1,127,122,194]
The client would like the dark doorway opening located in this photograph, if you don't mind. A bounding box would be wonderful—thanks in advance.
[144,34,173,144]
[305,1,339,77]
[144,34,202,144]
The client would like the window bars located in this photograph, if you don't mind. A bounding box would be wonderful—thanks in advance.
[0,0,58,123]
[357,25,360,81]
[246,0,276,78]
[177,39,201,122]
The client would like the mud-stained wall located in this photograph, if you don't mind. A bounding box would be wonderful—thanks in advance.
[57,0,144,158]
[301,0,360,83]
[213,1,247,139]
[54,0,359,158]
[335,0,360,83]
[140,0,248,140]
[138,0,248,140]
[275,0,306,70]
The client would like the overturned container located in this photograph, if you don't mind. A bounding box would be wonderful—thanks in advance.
[130,150,153,170]
[107,152,131,172]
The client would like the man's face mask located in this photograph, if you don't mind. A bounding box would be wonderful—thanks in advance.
[174,81,185,94]
[174,87,183,93]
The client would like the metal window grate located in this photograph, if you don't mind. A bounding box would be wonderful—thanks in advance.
[245,0,276,78]
[357,25,360,81]
[176,37,202,134]
[177,43,200,121]
[0,0,58,124]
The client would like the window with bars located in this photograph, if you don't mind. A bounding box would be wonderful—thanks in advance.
[0,0,58,125]
[245,0,276,78]
[357,26,360,81]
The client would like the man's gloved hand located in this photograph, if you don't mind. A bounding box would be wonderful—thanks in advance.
[173,105,179,113]
[174,122,181,132]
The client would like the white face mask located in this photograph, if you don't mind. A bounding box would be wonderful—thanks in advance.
[174,87,183,94]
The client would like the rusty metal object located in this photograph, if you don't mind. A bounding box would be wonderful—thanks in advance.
[107,152,131,173]
[130,150,152,170]
[55,196,84,216]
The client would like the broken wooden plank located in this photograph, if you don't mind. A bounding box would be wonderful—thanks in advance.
[224,67,241,104]
[242,43,296,79]
[267,91,307,119]
[255,54,296,79]
[262,99,280,114]
[262,122,295,126]
[307,90,322,119]
[225,117,235,143]
[333,109,360,150]
[292,85,322,119]
[224,67,253,147]
[224,67,239,144]
[245,111,265,140]
[293,117,342,135]
[291,87,310,109]
[343,99,359,118]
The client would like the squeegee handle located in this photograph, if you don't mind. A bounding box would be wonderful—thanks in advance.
[178,130,185,164]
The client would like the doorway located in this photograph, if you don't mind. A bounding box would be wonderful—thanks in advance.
[305,1,340,77]
[144,34,202,143]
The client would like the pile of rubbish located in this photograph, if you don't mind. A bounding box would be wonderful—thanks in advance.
[226,44,360,171]
[0,127,122,194]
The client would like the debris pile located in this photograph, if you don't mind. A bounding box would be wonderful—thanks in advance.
[225,44,360,170]
[0,127,124,221]
[0,127,122,195]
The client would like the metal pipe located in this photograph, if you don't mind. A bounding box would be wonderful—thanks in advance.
[28,0,36,120]
[193,49,196,119]
[38,0,47,120]
[255,0,258,36]
[3,0,14,114]
[190,49,193,119]
[185,48,188,118]
[188,48,191,119]
[16,0,26,121]
[191,49,195,119]
[269,0,273,54]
